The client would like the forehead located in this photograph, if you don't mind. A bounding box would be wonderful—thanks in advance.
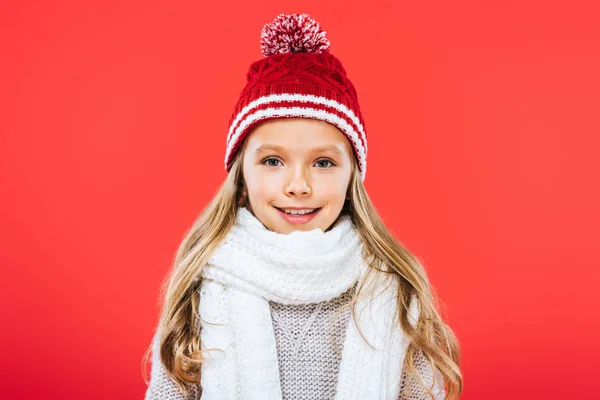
[244,118,352,153]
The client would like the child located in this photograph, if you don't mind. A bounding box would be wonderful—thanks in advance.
[144,13,462,400]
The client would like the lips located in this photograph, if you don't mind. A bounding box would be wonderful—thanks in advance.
[274,206,322,224]
[275,207,321,215]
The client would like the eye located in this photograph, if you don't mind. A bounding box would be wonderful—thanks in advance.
[261,157,283,167]
[314,159,335,168]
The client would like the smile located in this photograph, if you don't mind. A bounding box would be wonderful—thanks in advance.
[274,206,322,224]
[278,208,318,215]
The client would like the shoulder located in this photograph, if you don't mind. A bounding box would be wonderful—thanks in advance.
[360,269,420,324]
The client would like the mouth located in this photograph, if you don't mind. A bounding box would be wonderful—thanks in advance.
[274,207,321,215]
[274,206,322,224]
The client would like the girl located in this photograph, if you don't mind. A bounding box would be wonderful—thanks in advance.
[144,13,462,400]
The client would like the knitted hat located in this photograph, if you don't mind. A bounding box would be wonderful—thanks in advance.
[224,13,368,180]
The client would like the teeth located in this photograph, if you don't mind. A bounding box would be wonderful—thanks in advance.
[282,208,316,215]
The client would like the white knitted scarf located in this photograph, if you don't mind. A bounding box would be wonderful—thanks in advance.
[199,207,419,400]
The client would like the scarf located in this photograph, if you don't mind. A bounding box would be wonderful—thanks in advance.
[199,207,419,400]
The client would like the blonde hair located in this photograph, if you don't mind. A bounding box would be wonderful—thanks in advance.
[143,147,463,399]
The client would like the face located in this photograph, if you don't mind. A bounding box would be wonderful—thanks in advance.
[241,118,354,234]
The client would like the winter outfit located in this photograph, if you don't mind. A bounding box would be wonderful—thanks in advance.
[145,208,446,400]
[145,13,446,400]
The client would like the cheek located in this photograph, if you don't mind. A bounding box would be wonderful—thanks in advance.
[313,178,349,203]
[244,170,279,202]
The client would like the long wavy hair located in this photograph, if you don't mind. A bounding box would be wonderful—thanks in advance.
[143,145,463,399]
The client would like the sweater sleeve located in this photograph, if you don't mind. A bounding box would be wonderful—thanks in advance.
[398,350,446,400]
[144,330,202,400]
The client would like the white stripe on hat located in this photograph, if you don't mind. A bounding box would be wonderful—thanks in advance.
[227,93,367,154]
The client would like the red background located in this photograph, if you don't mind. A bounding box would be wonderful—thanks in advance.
[1,1,599,399]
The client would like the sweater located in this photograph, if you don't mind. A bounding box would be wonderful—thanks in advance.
[144,286,446,400]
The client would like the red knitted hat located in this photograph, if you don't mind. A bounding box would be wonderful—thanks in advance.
[224,13,368,180]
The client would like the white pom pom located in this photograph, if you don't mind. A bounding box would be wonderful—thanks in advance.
[260,13,331,57]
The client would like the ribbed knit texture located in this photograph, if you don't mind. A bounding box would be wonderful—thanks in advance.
[269,286,355,400]
[145,286,445,400]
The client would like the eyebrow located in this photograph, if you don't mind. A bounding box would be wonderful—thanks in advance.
[254,144,286,154]
[254,144,344,157]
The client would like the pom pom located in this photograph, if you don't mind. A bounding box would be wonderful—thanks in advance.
[260,13,331,57]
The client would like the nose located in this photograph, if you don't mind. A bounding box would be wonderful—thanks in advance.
[285,166,312,197]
